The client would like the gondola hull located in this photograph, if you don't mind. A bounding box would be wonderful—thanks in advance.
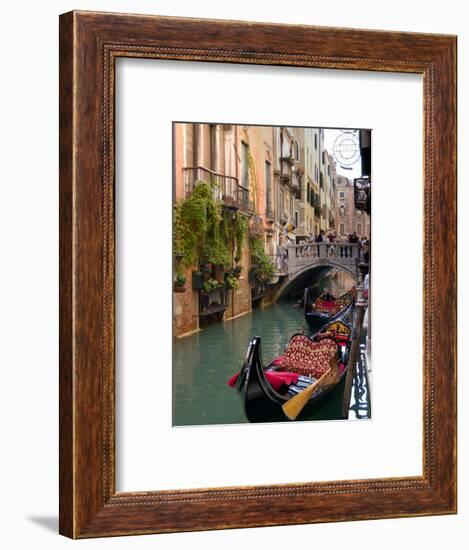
[242,341,347,422]
[304,310,334,331]
[235,309,354,423]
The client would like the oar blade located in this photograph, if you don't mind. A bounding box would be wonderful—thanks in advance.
[282,369,330,421]
[281,358,339,421]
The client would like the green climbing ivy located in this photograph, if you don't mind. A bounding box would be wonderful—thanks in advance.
[249,235,275,282]
[234,213,248,260]
[173,181,249,276]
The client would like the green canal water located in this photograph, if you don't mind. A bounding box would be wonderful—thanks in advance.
[173,271,370,426]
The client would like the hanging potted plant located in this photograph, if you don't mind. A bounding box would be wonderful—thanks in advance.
[202,278,220,294]
[225,273,239,290]
[173,274,187,293]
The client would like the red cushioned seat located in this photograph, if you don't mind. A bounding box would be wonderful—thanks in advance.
[279,335,338,378]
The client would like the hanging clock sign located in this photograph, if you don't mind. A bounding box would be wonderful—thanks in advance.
[332,131,361,169]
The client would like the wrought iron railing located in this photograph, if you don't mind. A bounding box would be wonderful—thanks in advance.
[289,171,301,194]
[198,287,229,317]
[183,166,251,212]
[279,157,293,183]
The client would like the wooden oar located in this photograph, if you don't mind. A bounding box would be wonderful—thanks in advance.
[282,358,339,421]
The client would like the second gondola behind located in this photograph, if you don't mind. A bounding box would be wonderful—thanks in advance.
[303,287,355,330]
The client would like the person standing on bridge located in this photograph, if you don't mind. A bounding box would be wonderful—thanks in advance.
[361,237,370,264]
[326,231,336,257]
[315,229,325,257]
[315,230,325,243]
[337,233,347,258]
[277,232,287,273]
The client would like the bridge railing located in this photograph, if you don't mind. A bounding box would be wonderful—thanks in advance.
[285,243,362,274]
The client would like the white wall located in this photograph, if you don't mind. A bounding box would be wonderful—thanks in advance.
[0,0,466,548]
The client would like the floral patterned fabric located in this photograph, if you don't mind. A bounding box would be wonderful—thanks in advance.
[325,321,351,335]
[313,298,342,314]
[279,335,338,377]
[316,321,351,343]
[313,290,354,315]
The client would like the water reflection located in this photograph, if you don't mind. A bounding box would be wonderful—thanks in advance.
[173,269,370,426]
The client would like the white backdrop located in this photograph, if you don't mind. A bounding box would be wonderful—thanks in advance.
[116,59,423,491]
[0,0,466,549]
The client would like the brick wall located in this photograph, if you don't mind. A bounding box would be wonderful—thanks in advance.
[173,265,199,337]
[226,231,252,320]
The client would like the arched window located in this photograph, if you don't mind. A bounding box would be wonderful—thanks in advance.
[339,205,345,217]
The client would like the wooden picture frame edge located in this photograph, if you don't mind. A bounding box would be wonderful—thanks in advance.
[59,10,457,538]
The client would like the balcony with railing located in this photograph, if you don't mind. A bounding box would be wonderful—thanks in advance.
[289,170,301,194]
[278,156,293,184]
[183,166,252,212]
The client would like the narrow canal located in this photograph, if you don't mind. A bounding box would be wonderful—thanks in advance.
[173,269,370,426]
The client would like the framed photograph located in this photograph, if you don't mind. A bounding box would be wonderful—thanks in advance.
[172,121,369,427]
[59,11,457,538]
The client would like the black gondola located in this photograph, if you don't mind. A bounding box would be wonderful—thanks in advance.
[303,287,355,330]
[232,308,354,423]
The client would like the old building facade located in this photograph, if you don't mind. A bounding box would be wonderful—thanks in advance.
[173,123,277,337]
[335,174,371,239]
[173,123,346,337]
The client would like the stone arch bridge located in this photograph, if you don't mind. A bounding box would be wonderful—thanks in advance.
[269,242,362,299]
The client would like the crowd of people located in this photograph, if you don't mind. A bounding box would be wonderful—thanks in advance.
[310,230,370,262]
[275,224,370,266]
[309,229,367,246]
